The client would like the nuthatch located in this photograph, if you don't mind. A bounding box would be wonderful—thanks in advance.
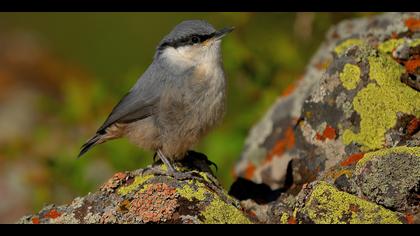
[79,20,234,176]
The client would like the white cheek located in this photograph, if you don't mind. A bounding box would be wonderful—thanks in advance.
[161,43,220,72]
[161,46,196,69]
[162,47,188,63]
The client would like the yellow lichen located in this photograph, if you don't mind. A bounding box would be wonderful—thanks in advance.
[280,212,290,224]
[378,38,420,54]
[335,39,364,56]
[342,53,420,151]
[160,164,168,172]
[410,38,420,47]
[302,182,402,224]
[356,146,420,173]
[176,181,207,201]
[201,196,252,224]
[340,64,361,90]
[378,39,405,54]
[175,177,251,224]
[117,174,153,196]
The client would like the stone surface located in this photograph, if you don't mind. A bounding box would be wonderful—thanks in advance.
[232,12,420,224]
[18,153,252,224]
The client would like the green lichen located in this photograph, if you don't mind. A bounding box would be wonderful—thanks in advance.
[378,38,420,54]
[342,52,420,151]
[340,64,361,90]
[117,174,153,196]
[334,39,364,56]
[176,181,207,201]
[356,146,420,173]
[201,196,252,224]
[302,181,402,224]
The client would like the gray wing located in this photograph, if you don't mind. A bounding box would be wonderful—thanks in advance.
[96,63,168,133]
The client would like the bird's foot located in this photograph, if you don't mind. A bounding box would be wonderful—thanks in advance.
[144,149,219,186]
[141,164,200,180]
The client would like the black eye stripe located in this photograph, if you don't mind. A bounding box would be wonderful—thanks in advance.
[159,33,215,50]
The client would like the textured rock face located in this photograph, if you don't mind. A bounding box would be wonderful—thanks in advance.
[232,12,420,224]
[18,12,420,224]
[18,154,252,224]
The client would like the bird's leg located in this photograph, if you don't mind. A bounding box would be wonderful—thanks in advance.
[154,150,201,180]
[157,150,176,173]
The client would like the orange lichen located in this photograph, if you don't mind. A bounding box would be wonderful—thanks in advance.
[407,117,420,135]
[244,162,256,180]
[265,127,295,163]
[340,153,365,167]
[405,56,420,74]
[100,172,128,192]
[405,214,414,224]
[287,216,297,224]
[32,217,40,224]
[323,125,337,139]
[405,17,420,32]
[129,183,178,223]
[44,209,61,219]
[316,125,337,141]
[281,82,297,97]
[247,210,257,218]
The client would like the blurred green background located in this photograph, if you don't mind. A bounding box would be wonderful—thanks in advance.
[0,12,376,222]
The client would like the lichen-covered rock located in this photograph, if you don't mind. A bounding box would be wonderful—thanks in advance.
[234,12,420,190]
[17,153,253,224]
[353,147,420,212]
[294,181,405,224]
[232,12,420,224]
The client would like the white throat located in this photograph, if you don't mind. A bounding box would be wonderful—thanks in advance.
[160,40,222,73]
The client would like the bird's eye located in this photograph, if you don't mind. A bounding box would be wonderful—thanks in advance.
[191,36,200,44]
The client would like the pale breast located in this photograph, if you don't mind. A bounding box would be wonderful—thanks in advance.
[190,62,226,132]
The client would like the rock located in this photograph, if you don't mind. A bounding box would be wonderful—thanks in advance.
[353,147,420,212]
[294,181,405,224]
[18,152,253,224]
[232,12,420,224]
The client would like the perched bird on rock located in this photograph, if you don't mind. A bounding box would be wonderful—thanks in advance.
[78,20,234,177]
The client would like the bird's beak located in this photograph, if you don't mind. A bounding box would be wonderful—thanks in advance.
[213,26,235,41]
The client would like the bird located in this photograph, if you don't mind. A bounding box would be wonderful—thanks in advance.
[78,20,234,177]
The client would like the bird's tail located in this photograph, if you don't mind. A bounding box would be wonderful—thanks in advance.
[78,133,103,158]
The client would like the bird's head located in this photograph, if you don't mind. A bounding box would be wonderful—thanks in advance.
[156,20,234,70]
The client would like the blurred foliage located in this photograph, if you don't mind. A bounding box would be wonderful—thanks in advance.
[0,12,377,222]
